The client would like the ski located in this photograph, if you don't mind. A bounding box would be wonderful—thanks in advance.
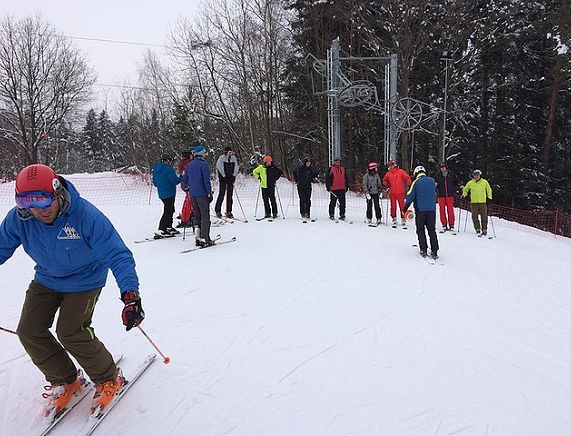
[80,354,156,436]
[438,229,448,234]
[180,236,236,254]
[134,234,180,243]
[212,216,234,224]
[255,217,269,221]
[336,219,354,224]
[412,245,444,266]
[230,216,248,223]
[39,355,124,436]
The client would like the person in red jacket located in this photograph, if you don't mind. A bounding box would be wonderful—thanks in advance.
[326,157,349,220]
[382,160,411,226]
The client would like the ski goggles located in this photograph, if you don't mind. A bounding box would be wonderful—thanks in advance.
[15,191,55,210]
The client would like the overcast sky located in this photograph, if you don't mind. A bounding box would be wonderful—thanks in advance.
[2,0,201,110]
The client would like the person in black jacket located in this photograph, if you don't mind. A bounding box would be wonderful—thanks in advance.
[294,158,319,219]
[214,146,239,218]
[434,162,463,232]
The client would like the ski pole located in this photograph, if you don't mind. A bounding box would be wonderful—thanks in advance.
[457,206,461,233]
[464,204,469,232]
[276,185,286,219]
[254,186,260,218]
[233,185,248,222]
[1,326,17,335]
[489,207,496,238]
[137,325,171,364]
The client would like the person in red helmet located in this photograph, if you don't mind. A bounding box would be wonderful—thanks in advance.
[362,162,382,225]
[382,160,411,227]
[0,164,144,419]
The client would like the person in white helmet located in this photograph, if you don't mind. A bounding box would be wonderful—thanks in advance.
[404,165,439,259]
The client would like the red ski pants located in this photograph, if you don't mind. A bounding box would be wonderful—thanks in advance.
[389,193,405,218]
[437,196,455,227]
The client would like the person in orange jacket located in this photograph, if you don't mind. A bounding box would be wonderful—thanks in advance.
[382,160,411,227]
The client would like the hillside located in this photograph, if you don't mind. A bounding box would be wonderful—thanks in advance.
[1,174,571,436]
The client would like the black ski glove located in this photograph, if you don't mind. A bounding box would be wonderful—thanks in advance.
[121,291,145,331]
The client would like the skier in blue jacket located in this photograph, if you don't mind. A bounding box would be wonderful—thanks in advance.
[182,145,215,246]
[404,165,440,259]
[0,164,144,417]
[152,154,181,238]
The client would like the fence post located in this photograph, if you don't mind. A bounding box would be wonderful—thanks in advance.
[554,210,558,237]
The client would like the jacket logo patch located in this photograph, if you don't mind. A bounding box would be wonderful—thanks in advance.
[58,223,81,240]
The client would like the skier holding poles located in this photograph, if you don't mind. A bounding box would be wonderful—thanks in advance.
[0,164,144,418]
[362,162,383,225]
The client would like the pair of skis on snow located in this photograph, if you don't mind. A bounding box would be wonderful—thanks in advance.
[40,354,156,436]
[134,233,237,251]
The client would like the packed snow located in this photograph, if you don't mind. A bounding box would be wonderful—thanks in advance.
[1,173,571,436]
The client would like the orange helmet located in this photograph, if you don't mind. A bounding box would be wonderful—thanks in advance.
[263,155,273,164]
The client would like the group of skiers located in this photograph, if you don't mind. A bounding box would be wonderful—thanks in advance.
[152,145,240,248]
[154,149,494,259]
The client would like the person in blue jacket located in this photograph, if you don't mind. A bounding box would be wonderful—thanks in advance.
[152,154,181,238]
[181,145,215,247]
[404,165,440,259]
[0,164,144,415]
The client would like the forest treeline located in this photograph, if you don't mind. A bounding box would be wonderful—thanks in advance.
[0,1,569,211]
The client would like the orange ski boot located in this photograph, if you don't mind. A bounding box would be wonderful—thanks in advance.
[43,370,84,419]
[90,369,126,416]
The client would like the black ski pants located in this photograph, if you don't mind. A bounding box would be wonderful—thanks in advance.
[297,186,312,217]
[215,178,234,215]
[329,190,346,218]
[366,193,382,221]
[192,196,212,241]
[159,196,176,231]
[415,210,439,253]
[262,186,278,217]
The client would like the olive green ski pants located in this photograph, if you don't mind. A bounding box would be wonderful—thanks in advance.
[16,281,116,386]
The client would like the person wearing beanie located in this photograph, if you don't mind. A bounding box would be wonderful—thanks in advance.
[325,157,349,220]
[462,169,493,237]
[214,146,239,219]
[404,165,439,259]
[0,164,144,417]
[182,145,216,246]
[293,157,319,220]
[382,160,412,227]
[152,154,181,238]
[252,155,282,218]
[434,162,463,232]
[178,149,193,176]
[362,162,382,225]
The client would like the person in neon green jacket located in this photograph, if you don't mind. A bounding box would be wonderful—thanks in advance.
[462,169,493,236]
[253,155,282,218]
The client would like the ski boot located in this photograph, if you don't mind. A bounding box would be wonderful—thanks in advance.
[154,230,168,239]
[43,372,84,418]
[91,369,125,415]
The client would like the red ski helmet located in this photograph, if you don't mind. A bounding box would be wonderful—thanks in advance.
[368,162,378,170]
[15,164,61,195]
[263,155,273,164]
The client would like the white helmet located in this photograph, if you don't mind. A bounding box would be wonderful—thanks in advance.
[413,165,425,176]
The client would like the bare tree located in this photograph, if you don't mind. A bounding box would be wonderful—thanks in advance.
[0,15,95,167]
[169,0,293,161]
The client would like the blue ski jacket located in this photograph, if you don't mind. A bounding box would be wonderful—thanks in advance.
[152,162,181,199]
[182,157,212,197]
[0,179,139,294]
[404,173,437,212]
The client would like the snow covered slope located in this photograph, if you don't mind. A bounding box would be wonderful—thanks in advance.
[1,175,570,435]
